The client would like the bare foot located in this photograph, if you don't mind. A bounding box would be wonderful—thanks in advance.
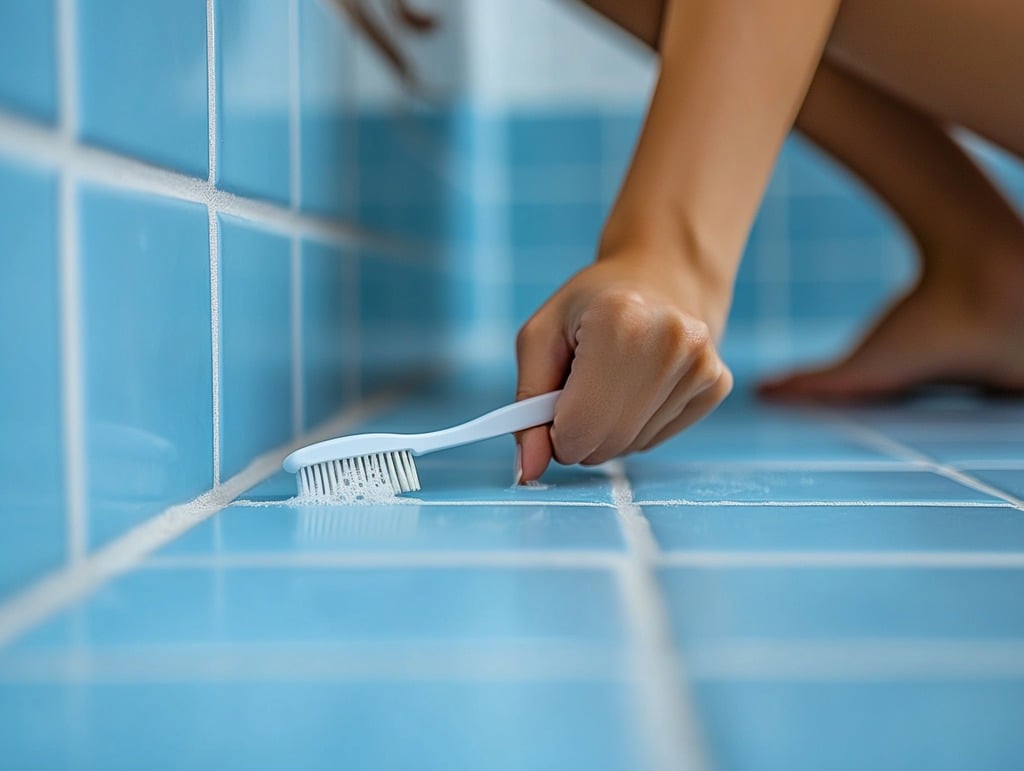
[759,245,1024,402]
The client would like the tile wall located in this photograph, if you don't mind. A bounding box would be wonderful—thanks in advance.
[3,0,1024,608]
[0,0,449,600]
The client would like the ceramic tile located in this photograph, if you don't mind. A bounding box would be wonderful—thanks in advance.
[660,566,1024,642]
[215,0,291,203]
[160,501,622,554]
[359,248,445,393]
[22,566,624,647]
[79,185,212,548]
[0,681,643,771]
[506,113,603,167]
[694,680,1024,771]
[905,439,1024,465]
[0,0,57,123]
[301,239,355,430]
[964,469,1024,501]
[0,158,64,597]
[414,461,614,504]
[218,216,293,479]
[645,504,1024,553]
[628,467,998,505]
[298,0,353,218]
[77,0,208,176]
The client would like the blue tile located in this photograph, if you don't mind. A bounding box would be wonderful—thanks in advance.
[301,239,355,429]
[299,0,353,218]
[694,680,1024,771]
[965,469,1024,501]
[660,567,1024,641]
[904,439,1024,465]
[506,113,602,167]
[628,468,997,504]
[24,566,624,646]
[161,501,623,554]
[415,461,615,504]
[637,416,890,463]
[359,249,445,393]
[0,0,57,123]
[787,193,896,242]
[77,0,208,176]
[646,505,1024,552]
[509,201,605,251]
[789,278,894,320]
[0,158,64,597]
[80,185,212,548]
[215,0,291,203]
[0,681,643,771]
[219,216,293,478]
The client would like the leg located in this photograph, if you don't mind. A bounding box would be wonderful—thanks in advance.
[577,0,1024,397]
[760,60,1024,399]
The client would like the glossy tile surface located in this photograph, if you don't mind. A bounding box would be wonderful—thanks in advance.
[694,680,1024,771]
[660,566,1024,641]
[218,216,293,478]
[215,0,291,203]
[298,0,353,218]
[645,504,1024,553]
[162,502,623,554]
[301,239,354,429]
[0,158,64,597]
[0,681,642,771]
[628,466,998,505]
[0,0,57,123]
[3,350,1023,770]
[79,185,213,548]
[77,0,208,176]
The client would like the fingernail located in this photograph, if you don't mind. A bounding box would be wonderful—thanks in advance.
[512,444,523,486]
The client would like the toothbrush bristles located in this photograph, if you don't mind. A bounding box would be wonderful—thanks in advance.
[295,450,420,501]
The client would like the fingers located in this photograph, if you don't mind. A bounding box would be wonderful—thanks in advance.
[549,289,726,466]
[638,370,735,451]
[623,355,733,455]
[514,309,572,482]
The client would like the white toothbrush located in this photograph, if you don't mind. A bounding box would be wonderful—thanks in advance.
[282,390,562,499]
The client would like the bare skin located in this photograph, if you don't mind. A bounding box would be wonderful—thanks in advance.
[514,0,1024,481]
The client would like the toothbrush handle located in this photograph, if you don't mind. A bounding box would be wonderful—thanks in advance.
[412,390,562,453]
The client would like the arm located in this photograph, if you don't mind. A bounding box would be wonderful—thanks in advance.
[515,0,840,480]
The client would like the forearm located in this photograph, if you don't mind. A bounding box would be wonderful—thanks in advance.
[600,0,839,332]
[796,59,1024,254]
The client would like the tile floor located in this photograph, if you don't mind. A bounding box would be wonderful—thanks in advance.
[1,343,1023,770]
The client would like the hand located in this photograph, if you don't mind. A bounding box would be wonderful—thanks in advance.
[514,253,734,482]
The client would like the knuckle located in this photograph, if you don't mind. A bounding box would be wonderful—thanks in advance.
[515,318,543,357]
[583,289,651,333]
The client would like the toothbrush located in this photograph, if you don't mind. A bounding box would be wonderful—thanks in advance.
[282,390,562,499]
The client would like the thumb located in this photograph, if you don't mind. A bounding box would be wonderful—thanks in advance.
[514,311,572,482]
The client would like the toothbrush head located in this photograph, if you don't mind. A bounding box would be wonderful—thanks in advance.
[293,451,420,502]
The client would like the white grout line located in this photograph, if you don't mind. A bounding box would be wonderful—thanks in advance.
[687,639,1024,681]
[0,388,408,649]
[634,499,1013,508]
[288,0,301,209]
[143,550,619,570]
[833,415,1024,510]
[290,239,304,436]
[0,643,628,684]
[287,0,305,437]
[657,550,1024,568]
[208,209,222,485]
[7,639,1024,685]
[56,0,77,142]
[206,0,217,184]
[232,498,617,508]
[56,0,86,563]
[0,109,401,253]
[605,462,710,771]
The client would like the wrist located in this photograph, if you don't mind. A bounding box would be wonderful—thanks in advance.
[597,215,736,340]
